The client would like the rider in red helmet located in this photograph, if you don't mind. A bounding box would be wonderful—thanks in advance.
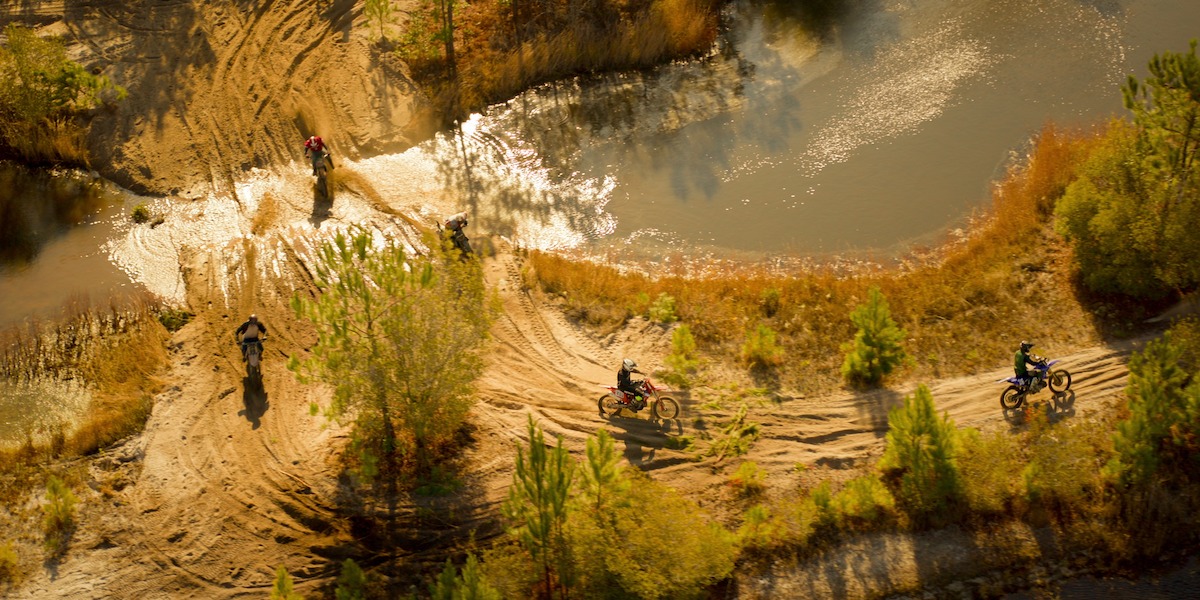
[303,135,328,176]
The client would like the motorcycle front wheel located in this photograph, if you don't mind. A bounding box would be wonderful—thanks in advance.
[1048,369,1071,393]
[652,396,680,420]
[598,395,624,418]
[1000,385,1025,410]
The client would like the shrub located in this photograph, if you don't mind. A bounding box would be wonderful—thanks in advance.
[830,475,894,529]
[131,203,150,224]
[270,565,303,600]
[156,307,192,332]
[741,324,784,369]
[335,558,366,600]
[738,504,787,550]
[958,429,1024,515]
[430,554,500,600]
[42,476,77,555]
[706,403,761,461]
[760,287,782,317]
[0,24,125,164]
[662,324,699,387]
[0,541,19,584]
[648,292,678,323]
[841,286,908,386]
[1056,42,1200,298]
[728,461,766,496]
[1105,332,1200,486]
[878,385,964,525]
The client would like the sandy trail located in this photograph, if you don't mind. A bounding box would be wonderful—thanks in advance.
[0,0,429,197]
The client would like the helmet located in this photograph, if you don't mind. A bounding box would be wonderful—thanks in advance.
[1020,340,1034,351]
[622,358,637,371]
[249,314,258,322]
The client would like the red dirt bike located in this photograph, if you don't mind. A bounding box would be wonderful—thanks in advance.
[598,378,679,420]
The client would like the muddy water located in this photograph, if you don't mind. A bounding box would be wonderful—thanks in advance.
[351,0,1200,264]
[0,162,142,328]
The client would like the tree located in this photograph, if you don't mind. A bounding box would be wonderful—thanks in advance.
[1056,41,1200,298]
[503,416,574,599]
[663,324,699,387]
[878,385,964,523]
[841,286,908,386]
[1106,333,1200,486]
[335,559,367,600]
[431,553,501,600]
[364,0,392,41]
[270,565,303,600]
[289,227,492,478]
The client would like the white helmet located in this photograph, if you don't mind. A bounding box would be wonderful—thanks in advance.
[622,358,637,371]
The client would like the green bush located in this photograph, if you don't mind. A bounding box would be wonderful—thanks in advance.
[648,292,678,323]
[0,24,125,163]
[335,558,367,600]
[156,306,192,331]
[0,541,19,584]
[663,324,699,387]
[270,565,303,600]
[841,286,908,386]
[830,475,894,529]
[131,203,151,224]
[878,385,964,525]
[737,504,787,550]
[740,324,784,368]
[958,429,1023,515]
[706,403,761,461]
[1056,42,1200,298]
[760,287,782,317]
[42,476,77,555]
[728,461,766,496]
[430,554,500,600]
[1106,332,1200,486]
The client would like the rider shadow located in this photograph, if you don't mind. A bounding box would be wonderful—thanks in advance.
[604,414,684,468]
[1002,390,1077,428]
[310,186,333,227]
[238,379,269,430]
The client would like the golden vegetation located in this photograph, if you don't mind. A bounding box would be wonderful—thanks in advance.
[528,123,1108,392]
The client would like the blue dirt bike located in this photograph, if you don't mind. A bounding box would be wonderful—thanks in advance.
[999,358,1071,409]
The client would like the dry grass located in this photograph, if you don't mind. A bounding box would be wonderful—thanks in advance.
[0,294,168,473]
[528,123,1109,392]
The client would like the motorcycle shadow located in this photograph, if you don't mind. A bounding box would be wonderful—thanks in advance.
[1002,390,1077,427]
[602,414,685,467]
[238,378,270,430]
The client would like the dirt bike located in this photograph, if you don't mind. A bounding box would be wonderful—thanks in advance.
[599,378,679,420]
[312,151,332,199]
[999,358,1070,409]
[241,337,265,384]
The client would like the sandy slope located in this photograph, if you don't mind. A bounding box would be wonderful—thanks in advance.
[0,0,431,197]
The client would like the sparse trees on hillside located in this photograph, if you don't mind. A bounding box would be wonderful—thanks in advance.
[503,415,575,598]
[289,227,492,480]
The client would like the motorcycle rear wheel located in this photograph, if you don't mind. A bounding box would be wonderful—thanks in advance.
[1000,385,1025,410]
[652,396,680,420]
[598,395,624,418]
[1048,369,1071,393]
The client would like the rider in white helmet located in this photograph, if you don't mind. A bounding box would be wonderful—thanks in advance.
[617,358,644,406]
[235,314,268,360]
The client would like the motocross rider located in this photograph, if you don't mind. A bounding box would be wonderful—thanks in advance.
[303,135,330,176]
[236,314,268,361]
[617,358,645,407]
[1013,340,1042,389]
[444,211,470,254]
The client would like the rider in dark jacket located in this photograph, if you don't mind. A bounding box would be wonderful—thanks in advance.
[236,314,268,360]
[1013,340,1041,387]
[618,358,644,406]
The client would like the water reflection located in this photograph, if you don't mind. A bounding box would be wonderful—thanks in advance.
[0,377,92,449]
[0,163,108,264]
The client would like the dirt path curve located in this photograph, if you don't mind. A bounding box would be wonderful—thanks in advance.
[0,0,429,197]
[13,239,355,599]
